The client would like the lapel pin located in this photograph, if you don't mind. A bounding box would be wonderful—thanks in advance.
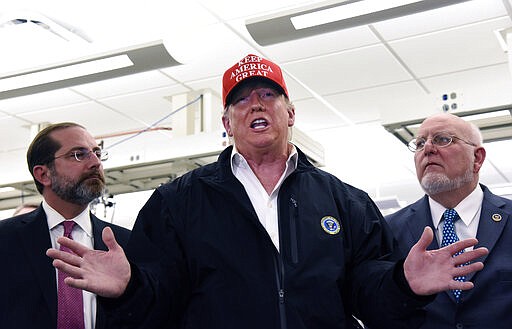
[492,214,502,222]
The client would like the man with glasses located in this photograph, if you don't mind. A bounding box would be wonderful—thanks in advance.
[0,122,130,329]
[386,113,512,329]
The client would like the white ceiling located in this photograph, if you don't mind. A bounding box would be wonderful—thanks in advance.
[1,0,512,217]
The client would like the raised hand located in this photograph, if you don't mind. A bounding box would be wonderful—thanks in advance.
[46,227,131,298]
[404,226,489,296]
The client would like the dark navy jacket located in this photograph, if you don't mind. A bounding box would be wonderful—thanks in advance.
[386,184,512,329]
[107,146,430,329]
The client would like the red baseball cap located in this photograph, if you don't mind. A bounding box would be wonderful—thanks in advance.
[222,54,289,107]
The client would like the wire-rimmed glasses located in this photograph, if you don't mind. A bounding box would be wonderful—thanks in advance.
[52,148,109,162]
[408,133,476,152]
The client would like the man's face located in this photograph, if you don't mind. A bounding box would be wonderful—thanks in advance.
[222,80,294,153]
[414,116,478,195]
[48,127,105,205]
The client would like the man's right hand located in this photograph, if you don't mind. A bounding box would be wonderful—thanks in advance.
[46,227,131,298]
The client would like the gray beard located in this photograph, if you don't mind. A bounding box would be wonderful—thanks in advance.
[51,173,104,206]
[420,168,473,195]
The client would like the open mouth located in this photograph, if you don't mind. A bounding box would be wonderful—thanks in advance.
[251,118,268,129]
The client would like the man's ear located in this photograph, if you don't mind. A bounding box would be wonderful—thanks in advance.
[222,115,233,137]
[33,165,51,188]
[287,105,295,127]
[473,146,486,173]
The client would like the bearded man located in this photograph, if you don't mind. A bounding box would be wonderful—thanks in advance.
[0,122,130,329]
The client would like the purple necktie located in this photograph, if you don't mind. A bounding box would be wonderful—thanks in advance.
[57,221,85,329]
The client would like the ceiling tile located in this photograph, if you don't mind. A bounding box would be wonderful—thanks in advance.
[100,85,196,126]
[325,80,430,124]
[421,63,512,111]
[261,26,379,62]
[374,0,508,40]
[16,101,141,136]
[390,17,510,77]
[0,89,89,115]
[283,45,412,95]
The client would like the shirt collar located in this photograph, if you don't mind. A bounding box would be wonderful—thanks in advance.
[230,144,298,172]
[430,185,484,229]
[43,199,93,236]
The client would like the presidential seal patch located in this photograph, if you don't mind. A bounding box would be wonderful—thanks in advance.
[321,216,341,235]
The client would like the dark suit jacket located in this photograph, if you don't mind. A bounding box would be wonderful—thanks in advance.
[385,184,512,329]
[0,205,130,329]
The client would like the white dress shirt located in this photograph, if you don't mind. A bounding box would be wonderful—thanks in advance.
[429,185,484,251]
[43,200,96,329]
[231,145,298,251]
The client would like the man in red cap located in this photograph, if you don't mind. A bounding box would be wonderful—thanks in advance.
[48,54,488,329]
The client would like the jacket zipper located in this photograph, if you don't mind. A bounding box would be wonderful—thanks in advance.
[289,196,299,264]
[273,255,287,329]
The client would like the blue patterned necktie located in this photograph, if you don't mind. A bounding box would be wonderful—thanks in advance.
[441,208,465,302]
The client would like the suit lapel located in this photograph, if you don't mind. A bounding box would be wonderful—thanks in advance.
[19,209,58,319]
[459,186,508,302]
[467,188,508,282]
[406,196,439,250]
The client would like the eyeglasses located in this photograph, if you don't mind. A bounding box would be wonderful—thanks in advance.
[407,133,476,152]
[52,148,109,162]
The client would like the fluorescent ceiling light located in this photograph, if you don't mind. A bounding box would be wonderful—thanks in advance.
[0,55,133,92]
[0,40,181,100]
[291,0,423,30]
[383,105,512,145]
[0,187,15,193]
[460,109,511,121]
[246,0,471,46]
